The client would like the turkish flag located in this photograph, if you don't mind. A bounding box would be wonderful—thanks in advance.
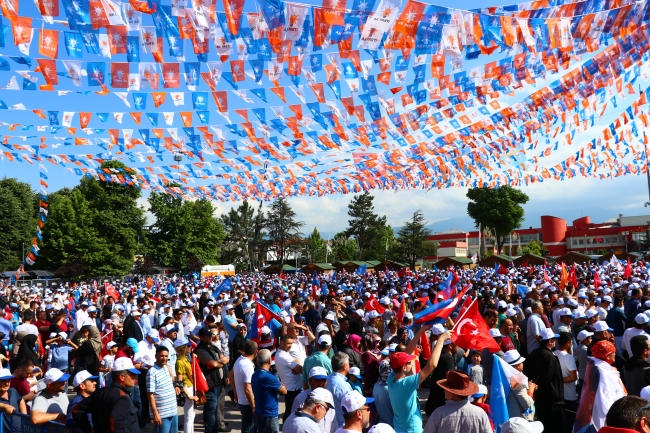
[100,330,113,359]
[250,302,282,340]
[396,298,406,322]
[451,299,501,353]
[594,271,602,289]
[192,355,209,392]
[624,258,632,278]
[104,282,120,300]
[365,295,385,315]
[570,263,578,287]
[457,294,474,320]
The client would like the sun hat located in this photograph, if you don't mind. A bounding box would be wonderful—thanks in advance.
[436,370,479,397]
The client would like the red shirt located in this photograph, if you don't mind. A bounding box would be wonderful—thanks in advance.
[33,320,50,344]
[115,349,129,359]
[9,377,30,397]
[500,335,516,352]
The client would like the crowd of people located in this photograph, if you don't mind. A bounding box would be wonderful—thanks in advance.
[0,258,649,433]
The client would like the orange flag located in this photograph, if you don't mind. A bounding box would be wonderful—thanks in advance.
[396,298,407,323]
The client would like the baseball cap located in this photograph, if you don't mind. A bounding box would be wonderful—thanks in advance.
[174,338,191,348]
[586,309,599,319]
[106,341,118,349]
[593,321,614,332]
[112,357,141,375]
[341,390,374,413]
[309,388,335,409]
[559,308,573,317]
[389,352,417,369]
[472,384,488,399]
[431,323,447,335]
[126,338,140,353]
[641,386,650,402]
[164,324,179,334]
[636,313,650,325]
[489,329,502,338]
[349,367,362,380]
[73,370,98,388]
[368,424,396,433]
[540,328,559,341]
[577,330,594,342]
[147,329,160,342]
[309,366,328,380]
[318,334,332,346]
[44,368,71,385]
[0,369,13,380]
[131,309,142,316]
[501,418,544,433]
[225,304,234,311]
[325,312,336,321]
[497,300,508,309]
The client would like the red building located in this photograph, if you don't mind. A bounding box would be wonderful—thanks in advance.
[427,214,649,261]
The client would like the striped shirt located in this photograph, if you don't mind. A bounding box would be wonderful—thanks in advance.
[146,364,177,419]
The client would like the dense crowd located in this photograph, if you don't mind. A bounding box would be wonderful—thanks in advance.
[0,258,649,433]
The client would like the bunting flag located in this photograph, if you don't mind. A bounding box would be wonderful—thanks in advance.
[2,0,650,203]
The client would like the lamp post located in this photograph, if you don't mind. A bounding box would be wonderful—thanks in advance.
[173,154,183,179]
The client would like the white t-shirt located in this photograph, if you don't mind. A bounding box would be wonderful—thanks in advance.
[554,350,577,401]
[288,336,309,365]
[233,356,255,406]
[622,328,649,359]
[275,349,303,391]
[16,323,39,336]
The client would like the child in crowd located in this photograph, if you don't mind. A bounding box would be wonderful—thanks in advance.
[469,350,484,385]
[99,341,118,387]
[348,366,363,393]
[471,385,494,431]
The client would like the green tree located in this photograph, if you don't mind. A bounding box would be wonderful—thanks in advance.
[363,224,396,261]
[148,192,225,271]
[40,189,108,278]
[0,178,39,271]
[393,210,437,269]
[306,228,327,263]
[331,232,359,261]
[220,201,261,271]
[520,240,545,256]
[345,192,387,260]
[466,186,530,254]
[264,198,304,265]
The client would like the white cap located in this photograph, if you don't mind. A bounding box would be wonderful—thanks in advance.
[559,308,573,317]
[72,370,99,388]
[318,334,332,346]
[341,390,374,413]
[472,384,488,398]
[349,366,362,378]
[577,330,594,342]
[404,312,413,320]
[503,349,525,366]
[586,309,599,319]
[593,321,614,332]
[540,328,559,341]
[131,310,142,316]
[43,368,71,385]
[567,299,578,307]
[636,313,650,325]
[368,311,380,319]
[506,308,518,317]
[354,309,365,317]
[368,424,396,433]
[573,311,586,319]
[309,388,335,408]
[0,369,13,380]
[112,357,141,374]
[325,312,336,321]
[497,300,508,309]
[431,323,447,335]
[58,332,68,340]
[641,386,650,402]
[106,341,118,349]
[309,366,328,379]
[489,329,502,338]
[501,418,544,433]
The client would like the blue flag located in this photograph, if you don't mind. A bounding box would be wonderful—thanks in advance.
[490,355,510,433]
[475,269,484,279]
[439,271,453,290]
[212,278,233,299]
[166,282,175,295]
[516,285,529,298]
[355,265,367,275]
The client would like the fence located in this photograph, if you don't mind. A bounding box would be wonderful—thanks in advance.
[0,412,66,433]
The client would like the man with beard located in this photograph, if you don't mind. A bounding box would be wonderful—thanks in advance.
[335,390,373,433]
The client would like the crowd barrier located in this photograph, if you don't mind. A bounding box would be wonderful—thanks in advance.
[0,412,66,433]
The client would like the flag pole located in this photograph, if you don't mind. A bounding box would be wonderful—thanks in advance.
[451,296,477,332]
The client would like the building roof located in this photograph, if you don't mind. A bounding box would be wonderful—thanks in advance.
[437,257,474,265]
[432,228,466,235]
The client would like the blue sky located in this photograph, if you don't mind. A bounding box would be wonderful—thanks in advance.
[2,0,649,237]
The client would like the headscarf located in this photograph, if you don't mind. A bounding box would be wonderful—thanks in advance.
[364,334,381,354]
[591,340,616,363]
[376,360,392,386]
[12,334,38,372]
[348,334,362,355]
[88,326,102,357]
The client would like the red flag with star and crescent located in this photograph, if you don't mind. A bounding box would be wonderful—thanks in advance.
[451,298,501,353]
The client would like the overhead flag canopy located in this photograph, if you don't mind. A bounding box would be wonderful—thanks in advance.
[1,0,650,201]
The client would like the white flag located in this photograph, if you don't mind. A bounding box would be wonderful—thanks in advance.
[170,92,185,106]
[123,3,142,31]
[61,112,75,127]
[114,112,124,123]
[283,3,309,41]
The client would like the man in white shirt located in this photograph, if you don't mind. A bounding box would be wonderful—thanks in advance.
[230,340,258,433]
[75,302,90,332]
[275,335,304,423]
[286,322,315,364]
[138,329,160,365]
[526,301,547,354]
[16,310,39,336]
[554,332,578,431]
[622,313,650,359]
[291,367,338,433]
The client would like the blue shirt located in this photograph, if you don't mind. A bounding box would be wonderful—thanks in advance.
[50,344,73,370]
[326,372,352,428]
[0,319,12,344]
[387,371,422,433]
[66,394,91,433]
[223,315,239,341]
[251,368,282,418]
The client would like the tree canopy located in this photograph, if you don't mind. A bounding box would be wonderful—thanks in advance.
[264,198,305,265]
[219,201,265,271]
[345,192,388,260]
[466,186,530,255]
[393,210,437,269]
[0,178,39,271]
[306,228,327,263]
[331,232,359,262]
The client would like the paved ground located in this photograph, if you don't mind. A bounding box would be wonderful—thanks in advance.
[157,387,431,433]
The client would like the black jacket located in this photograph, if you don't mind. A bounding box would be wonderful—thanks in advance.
[523,345,564,404]
[72,383,139,433]
[623,357,650,396]
[194,342,226,388]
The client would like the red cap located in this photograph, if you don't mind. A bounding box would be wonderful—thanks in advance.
[389,352,417,369]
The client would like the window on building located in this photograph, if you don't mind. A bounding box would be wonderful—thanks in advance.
[578,239,584,245]
[572,239,578,245]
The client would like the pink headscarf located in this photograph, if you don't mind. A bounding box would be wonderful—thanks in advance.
[348,334,362,354]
